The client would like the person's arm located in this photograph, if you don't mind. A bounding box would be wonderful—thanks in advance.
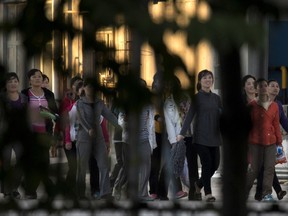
[148,107,157,151]
[163,99,179,145]
[178,101,195,138]
[76,101,93,134]
[101,118,110,153]
[273,103,283,146]
[277,100,288,133]
[101,102,121,129]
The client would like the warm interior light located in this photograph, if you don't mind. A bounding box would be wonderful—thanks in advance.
[197,1,211,22]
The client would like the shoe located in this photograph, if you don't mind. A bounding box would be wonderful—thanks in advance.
[262,194,275,202]
[139,196,155,202]
[205,194,216,202]
[277,191,287,200]
[113,188,121,201]
[254,192,262,201]
[25,193,37,199]
[189,192,202,201]
[92,191,101,200]
[159,196,169,200]
[176,191,188,199]
[4,191,21,199]
[150,193,158,199]
[101,193,114,201]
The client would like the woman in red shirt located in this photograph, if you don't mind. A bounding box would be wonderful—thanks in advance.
[246,78,282,202]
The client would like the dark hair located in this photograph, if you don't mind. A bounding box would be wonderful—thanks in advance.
[197,69,213,91]
[268,79,278,85]
[71,76,82,87]
[83,77,97,88]
[5,72,19,83]
[140,78,147,87]
[241,75,256,88]
[42,74,49,82]
[255,78,268,87]
[27,69,42,79]
[75,81,84,92]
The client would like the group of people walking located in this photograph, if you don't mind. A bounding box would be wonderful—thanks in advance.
[242,75,287,202]
[0,67,286,202]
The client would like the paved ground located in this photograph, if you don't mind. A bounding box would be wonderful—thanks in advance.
[2,148,288,215]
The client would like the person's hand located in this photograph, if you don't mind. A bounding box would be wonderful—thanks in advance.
[106,142,111,154]
[176,135,184,142]
[89,129,96,137]
[65,142,72,150]
[277,146,283,155]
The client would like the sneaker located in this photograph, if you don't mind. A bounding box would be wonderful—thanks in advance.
[139,196,155,202]
[176,191,188,199]
[205,194,216,202]
[91,191,101,200]
[277,191,287,200]
[262,194,275,202]
[150,193,158,199]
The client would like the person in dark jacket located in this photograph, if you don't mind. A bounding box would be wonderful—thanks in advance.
[0,72,31,199]
[177,69,223,202]
[21,69,58,199]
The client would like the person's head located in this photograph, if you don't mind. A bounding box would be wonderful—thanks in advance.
[255,78,268,96]
[268,79,280,97]
[83,77,97,98]
[242,75,256,95]
[27,69,43,88]
[75,80,84,97]
[71,76,83,94]
[197,69,214,91]
[152,72,161,93]
[5,72,19,93]
[42,74,49,89]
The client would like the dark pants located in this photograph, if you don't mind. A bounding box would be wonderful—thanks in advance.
[23,133,54,197]
[114,142,129,192]
[64,141,77,196]
[110,142,124,188]
[196,144,220,195]
[89,156,99,195]
[256,167,281,196]
[149,132,162,195]
[184,137,199,198]
[0,134,26,194]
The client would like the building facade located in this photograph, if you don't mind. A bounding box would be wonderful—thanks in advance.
[0,0,278,100]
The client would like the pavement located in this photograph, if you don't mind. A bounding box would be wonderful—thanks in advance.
[2,148,288,215]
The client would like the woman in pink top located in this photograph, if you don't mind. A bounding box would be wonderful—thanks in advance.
[21,69,58,199]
